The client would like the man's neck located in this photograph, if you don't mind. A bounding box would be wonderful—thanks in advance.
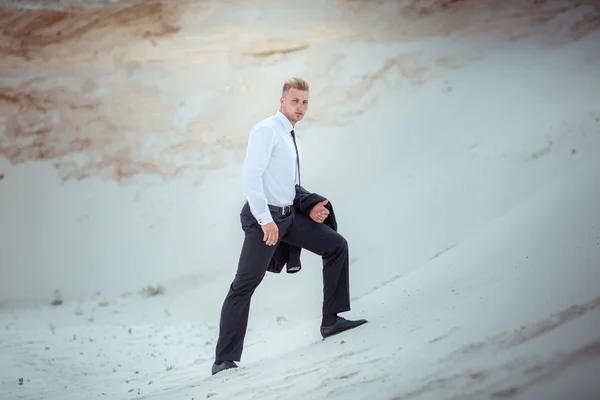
[280,109,296,128]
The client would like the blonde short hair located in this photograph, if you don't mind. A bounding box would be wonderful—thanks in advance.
[282,77,309,95]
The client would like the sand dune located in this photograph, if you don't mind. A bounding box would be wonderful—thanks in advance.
[1,0,599,399]
[333,0,600,41]
[0,2,181,59]
[1,0,598,183]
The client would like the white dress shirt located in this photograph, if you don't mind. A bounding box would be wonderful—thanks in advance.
[242,110,302,225]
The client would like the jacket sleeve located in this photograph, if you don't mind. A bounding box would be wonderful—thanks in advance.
[294,184,327,215]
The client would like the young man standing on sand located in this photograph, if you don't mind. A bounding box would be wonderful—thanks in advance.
[212,77,368,376]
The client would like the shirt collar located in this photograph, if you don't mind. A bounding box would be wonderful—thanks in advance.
[275,110,294,133]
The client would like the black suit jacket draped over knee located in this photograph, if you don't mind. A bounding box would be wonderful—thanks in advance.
[240,185,338,274]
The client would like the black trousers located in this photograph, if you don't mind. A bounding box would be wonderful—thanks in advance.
[214,205,351,363]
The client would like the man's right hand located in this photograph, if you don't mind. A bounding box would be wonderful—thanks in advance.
[261,221,279,246]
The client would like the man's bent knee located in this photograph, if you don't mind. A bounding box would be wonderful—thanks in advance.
[335,233,348,250]
[325,232,348,257]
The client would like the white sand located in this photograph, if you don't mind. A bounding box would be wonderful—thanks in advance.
[1,1,600,399]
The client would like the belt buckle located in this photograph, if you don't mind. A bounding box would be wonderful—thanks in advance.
[283,205,290,215]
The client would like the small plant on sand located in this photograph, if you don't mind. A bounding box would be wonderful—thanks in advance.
[50,290,63,306]
[141,285,165,297]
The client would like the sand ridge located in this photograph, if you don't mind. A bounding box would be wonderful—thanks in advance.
[1,0,598,183]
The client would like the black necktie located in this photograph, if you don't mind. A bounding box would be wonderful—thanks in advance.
[290,129,301,187]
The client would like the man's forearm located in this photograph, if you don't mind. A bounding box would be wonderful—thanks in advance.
[244,175,273,225]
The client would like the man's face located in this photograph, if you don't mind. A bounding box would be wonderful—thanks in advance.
[280,87,309,124]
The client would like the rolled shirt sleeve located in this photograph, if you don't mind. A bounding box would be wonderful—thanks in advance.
[242,125,276,225]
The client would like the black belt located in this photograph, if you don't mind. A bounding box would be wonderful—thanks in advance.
[269,204,293,215]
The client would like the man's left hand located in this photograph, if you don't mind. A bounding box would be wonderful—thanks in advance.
[309,199,330,224]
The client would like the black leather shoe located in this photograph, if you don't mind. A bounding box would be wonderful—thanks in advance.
[320,316,368,338]
[211,360,238,375]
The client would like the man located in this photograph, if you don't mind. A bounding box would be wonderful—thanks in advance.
[212,77,367,376]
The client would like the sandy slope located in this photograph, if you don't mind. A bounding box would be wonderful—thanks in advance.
[1,0,600,399]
